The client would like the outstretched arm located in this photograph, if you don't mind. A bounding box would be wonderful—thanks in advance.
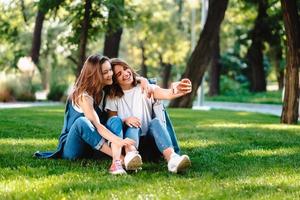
[153,78,192,100]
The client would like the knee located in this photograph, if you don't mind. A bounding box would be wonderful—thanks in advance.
[106,116,123,127]
[73,117,93,133]
[106,116,123,137]
[149,118,162,127]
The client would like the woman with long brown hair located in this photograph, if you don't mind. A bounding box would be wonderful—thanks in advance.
[35,54,136,175]
[105,58,192,173]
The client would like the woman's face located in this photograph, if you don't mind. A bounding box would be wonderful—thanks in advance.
[113,64,134,87]
[101,61,113,86]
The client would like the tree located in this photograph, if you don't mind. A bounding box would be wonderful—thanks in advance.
[169,0,229,108]
[76,0,92,77]
[208,34,221,96]
[30,0,64,89]
[103,0,124,58]
[30,0,63,67]
[119,0,189,83]
[280,0,300,124]
[245,0,269,92]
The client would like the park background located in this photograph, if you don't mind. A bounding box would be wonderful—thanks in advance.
[0,0,300,199]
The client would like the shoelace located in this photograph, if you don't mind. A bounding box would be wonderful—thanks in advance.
[114,160,123,170]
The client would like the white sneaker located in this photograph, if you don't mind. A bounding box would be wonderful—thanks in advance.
[124,151,143,170]
[168,153,191,173]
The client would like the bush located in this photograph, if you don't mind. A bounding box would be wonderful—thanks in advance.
[47,83,68,101]
[219,75,250,96]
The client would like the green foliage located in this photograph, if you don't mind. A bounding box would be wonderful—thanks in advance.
[121,0,190,81]
[47,67,70,102]
[0,2,32,71]
[207,89,283,105]
[47,83,68,101]
[219,75,249,96]
[1,107,300,199]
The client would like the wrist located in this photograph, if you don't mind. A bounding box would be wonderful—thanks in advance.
[171,83,176,95]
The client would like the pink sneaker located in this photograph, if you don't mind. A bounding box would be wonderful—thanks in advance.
[109,160,126,175]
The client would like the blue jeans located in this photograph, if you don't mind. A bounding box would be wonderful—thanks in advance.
[148,118,173,153]
[106,117,173,153]
[106,116,141,149]
[62,117,107,159]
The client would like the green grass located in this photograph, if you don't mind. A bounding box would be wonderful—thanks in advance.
[1,106,300,199]
[206,91,283,104]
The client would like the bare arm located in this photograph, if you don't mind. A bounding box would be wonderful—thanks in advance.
[78,96,134,147]
[153,78,192,100]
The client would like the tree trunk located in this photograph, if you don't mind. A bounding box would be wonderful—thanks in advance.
[270,47,284,90]
[159,54,172,88]
[103,29,123,58]
[176,0,184,29]
[280,0,300,124]
[103,0,124,58]
[20,0,28,24]
[30,10,45,71]
[208,34,221,96]
[77,0,92,77]
[169,0,228,108]
[246,0,268,92]
[140,41,148,78]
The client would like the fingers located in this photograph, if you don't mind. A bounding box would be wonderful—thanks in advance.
[125,117,141,128]
[181,78,191,84]
[123,138,136,146]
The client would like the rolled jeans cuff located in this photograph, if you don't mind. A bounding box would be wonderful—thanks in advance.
[95,138,106,150]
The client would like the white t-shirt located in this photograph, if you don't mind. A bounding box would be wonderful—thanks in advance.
[105,84,157,135]
[72,91,105,113]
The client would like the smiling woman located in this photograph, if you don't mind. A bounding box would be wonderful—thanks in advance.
[34,54,135,175]
[105,58,192,173]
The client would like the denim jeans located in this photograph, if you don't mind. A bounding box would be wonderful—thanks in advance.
[106,116,173,153]
[106,116,141,149]
[148,118,173,153]
[62,117,105,159]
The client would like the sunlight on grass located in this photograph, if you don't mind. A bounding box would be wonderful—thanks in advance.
[38,109,64,113]
[233,147,300,157]
[204,123,300,131]
[180,139,226,148]
[0,172,98,199]
[0,138,57,146]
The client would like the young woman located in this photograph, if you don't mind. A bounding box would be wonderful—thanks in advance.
[105,58,192,173]
[35,54,138,175]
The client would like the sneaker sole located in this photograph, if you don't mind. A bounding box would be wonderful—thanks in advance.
[109,170,127,175]
[125,155,143,171]
[176,156,191,173]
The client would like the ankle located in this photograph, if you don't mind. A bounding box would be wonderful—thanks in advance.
[163,148,175,162]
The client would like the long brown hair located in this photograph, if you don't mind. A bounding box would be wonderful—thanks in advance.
[71,54,110,106]
[108,58,139,98]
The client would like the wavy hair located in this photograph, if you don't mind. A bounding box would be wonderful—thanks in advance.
[108,58,139,98]
[71,54,110,106]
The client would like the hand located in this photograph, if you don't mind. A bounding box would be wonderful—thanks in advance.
[124,117,141,128]
[172,78,192,95]
[114,137,136,148]
[121,137,136,146]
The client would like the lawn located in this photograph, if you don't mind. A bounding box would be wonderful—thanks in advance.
[206,91,283,104]
[1,106,300,199]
